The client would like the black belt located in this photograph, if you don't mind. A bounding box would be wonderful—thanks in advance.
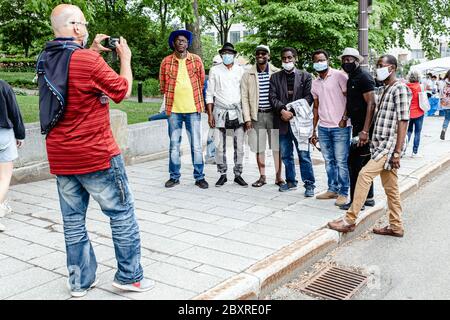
[258,109,273,113]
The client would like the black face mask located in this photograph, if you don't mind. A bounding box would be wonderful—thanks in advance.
[342,62,357,74]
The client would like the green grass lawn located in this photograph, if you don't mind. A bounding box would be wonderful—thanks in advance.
[0,71,37,89]
[15,95,161,124]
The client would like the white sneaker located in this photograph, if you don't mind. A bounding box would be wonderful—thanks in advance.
[67,278,99,298]
[411,152,423,158]
[0,221,5,232]
[0,201,12,218]
[112,278,155,293]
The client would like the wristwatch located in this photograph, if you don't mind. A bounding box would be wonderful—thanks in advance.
[393,152,400,158]
[341,115,349,121]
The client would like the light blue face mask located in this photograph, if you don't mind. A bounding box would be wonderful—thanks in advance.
[313,61,328,72]
[222,54,234,65]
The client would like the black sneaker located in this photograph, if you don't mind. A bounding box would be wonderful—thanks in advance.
[215,175,227,187]
[364,199,375,207]
[234,176,248,187]
[195,179,209,189]
[440,129,446,140]
[165,179,179,188]
[339,202,365,211]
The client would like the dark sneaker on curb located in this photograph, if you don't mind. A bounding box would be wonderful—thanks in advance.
[364,199,375,207]
[195,179,209,189]
[279,181,297,192]
[440,129,446,140]
[165,179,180,188]
[234,176,248,187]
[215,175,227,187]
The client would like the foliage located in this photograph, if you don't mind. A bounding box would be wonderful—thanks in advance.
[16,95,161,124]
[237,0,450,69]
[0,71,36,88]
[131,78,161,97]
[0,57,36,72]
[202,34,220,71]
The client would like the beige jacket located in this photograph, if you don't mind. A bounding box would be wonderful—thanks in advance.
[241,64,280,122]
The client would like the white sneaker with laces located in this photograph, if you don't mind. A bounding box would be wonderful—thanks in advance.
[67,278,99,298]
[112,278,155,292]
[411,152,423,158]
[0,200,12,218]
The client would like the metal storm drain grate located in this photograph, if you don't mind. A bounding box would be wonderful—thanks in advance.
[300,266,368,300]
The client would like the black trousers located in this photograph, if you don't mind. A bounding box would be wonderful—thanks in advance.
[348,144,374,201]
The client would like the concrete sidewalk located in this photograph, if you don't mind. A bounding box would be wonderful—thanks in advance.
[0,117,449,300]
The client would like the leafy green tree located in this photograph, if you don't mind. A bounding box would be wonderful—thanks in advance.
[199,0,242,45]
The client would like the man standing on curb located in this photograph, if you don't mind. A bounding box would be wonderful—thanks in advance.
[269,47,316,196]
[338,48,376,211]
[310,49,350,207]
[160,30,208,189]
[328,55,411,238]
[206,42,248,187]
[39,4,154,297]
[241,45,284,187]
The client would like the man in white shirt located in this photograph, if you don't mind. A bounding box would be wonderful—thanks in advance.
[206,42,248,187]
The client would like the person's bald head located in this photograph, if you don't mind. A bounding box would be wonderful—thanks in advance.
[51,4,85,37]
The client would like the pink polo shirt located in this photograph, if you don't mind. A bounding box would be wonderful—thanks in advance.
[311,68,349,128]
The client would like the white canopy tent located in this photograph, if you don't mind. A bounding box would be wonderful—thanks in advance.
[410,57,450,74]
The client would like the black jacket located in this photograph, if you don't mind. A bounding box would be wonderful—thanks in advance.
[0,80,25,139]
[269,68,313,134]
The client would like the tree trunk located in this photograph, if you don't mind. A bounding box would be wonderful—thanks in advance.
[185,0,203,58]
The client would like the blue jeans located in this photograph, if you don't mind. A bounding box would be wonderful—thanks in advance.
[318,126,351,196]
[407,115,424,154]
[148,111,169,121]
[168,112,204,181]
[279,127,315,188]
[206,128,216,160]
[56,155,143,292]
[443,109,450,129]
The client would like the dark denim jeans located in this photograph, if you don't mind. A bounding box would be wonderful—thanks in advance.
[279,127,315,188]
[57,155,143,292]
[168,112,205,181]
[318,126,351,196]
[443,109,450,129]
[407,115,424,154]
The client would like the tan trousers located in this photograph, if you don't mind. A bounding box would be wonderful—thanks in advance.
[345,155,404,232]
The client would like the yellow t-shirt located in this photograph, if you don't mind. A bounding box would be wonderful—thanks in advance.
[172,58,197,113]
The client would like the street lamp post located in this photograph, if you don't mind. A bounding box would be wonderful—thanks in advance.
[358,0,369,70]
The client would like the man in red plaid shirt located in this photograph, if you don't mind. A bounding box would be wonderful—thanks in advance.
[159,29,208,189]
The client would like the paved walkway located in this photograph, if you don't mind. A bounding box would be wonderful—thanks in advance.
[0,117,449,300]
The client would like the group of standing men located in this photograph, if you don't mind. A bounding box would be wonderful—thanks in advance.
[160,29,411,238]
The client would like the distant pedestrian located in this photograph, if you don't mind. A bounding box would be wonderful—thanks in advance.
[39,4,154,297]
[310,49,350,206]
[206,42,248,187]
[269,47,316,196]
[159,29,208,189]
[328,55,411,238]
[406,71,425,157]
[241,45,283,187]
[440,70,450,140]
[338,48,376,211]
[0,80,25,232]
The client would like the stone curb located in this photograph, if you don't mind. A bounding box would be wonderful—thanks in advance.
[193,151,450,300]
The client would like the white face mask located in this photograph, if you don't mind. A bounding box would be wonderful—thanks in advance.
[282,62,295,71]
[80,30,89,48]
[376,66,392,81]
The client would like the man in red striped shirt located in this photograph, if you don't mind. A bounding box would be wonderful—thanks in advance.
[43,4,154,297]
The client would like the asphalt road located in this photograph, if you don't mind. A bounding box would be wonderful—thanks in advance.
[269,167,450,300]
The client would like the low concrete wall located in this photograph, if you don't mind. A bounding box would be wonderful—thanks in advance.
[12,109,210,185]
